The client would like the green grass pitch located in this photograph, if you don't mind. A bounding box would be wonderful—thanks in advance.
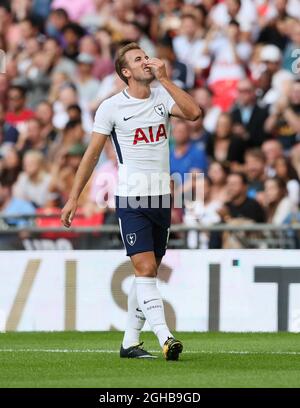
[0,332,300,388]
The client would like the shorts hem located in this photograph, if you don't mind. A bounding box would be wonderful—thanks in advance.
[127,248,154,257]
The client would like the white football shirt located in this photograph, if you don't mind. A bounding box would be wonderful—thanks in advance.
[93,86,175,197]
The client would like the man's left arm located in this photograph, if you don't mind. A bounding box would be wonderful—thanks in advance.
[146,58,202,121]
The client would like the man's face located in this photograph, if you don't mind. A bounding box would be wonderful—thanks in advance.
[23,155,41,177]
[181,17,197,38]
[44,39,60,58]
[173,121,190,145]
[226,174,246,201]
[8,89,25,112]
[123,49,155,84]
[27,120,41,143]
[193,88,211,110]
[19,20,35,40]
[226,0,240,16]
[237,81,255,106]
[262,141,282,166]
[216,114,231,138]
[36,103,53,125]
[245,156,265,181]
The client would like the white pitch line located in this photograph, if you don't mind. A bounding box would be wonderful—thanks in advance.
[0,349,300,355]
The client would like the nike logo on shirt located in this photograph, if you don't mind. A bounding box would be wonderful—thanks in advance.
[123,116,134,121]
[144,298,159,304]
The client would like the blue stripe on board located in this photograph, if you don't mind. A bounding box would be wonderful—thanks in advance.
[111,128,123,164]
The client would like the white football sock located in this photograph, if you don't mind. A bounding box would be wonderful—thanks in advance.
[122,279,146,349]
[135,276,173,348]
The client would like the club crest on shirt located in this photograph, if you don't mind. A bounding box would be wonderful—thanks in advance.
[154,104,166,117]
[126,233,136,246]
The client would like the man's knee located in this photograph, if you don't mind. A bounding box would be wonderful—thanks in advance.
[134,262,157,277]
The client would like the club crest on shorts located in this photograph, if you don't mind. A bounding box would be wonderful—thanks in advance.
[126,233,136,246]
[154,104,166,117]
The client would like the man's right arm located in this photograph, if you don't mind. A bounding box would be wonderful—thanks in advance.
[61,132,108,228]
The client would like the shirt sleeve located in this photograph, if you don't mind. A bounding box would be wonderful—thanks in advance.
[92,99,114,135]
[158,87,176,115]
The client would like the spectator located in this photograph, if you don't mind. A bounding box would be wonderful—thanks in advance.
[282,19,300,74]
[0,103,19,146]
[45,8,69,40]
[49,119,85,161]
[0,3,12,51]
[52,83,93,132]
[14,16,42,50]
[256,13,289,51]
[260,44,283,77]
[90,72,125,112]
[47,71,70,104]
[203,19,252,110]
[264,79,300,151]
[16,118,50,156]
[0,74,9,108]
[255,70,273,104]
[209,0,257,37]
[0,146,22,186]
[274,156,300,208]
[150,0,182,41]
[231,78,270,147]
[35,101,59,143]
[32,0,52,21]
[61,22,86,61]
[207,161,229,203]
[261,139,284,176]
[90,139,118,224]
[43,37,76,77]
[122,22,156,59]
[15,47,52,109]
[244,148,266,202]
[0,177,35,229]
[49,142,90,207]
[74,53,101,105]
[206,112,246,170]
[291,142,300,179]
[170,119,208,184]
[264,176,294,223]
[66,104,82,122]
[172,13,207,77]
[183,176,222,249]
[13,149,56,208]
[156,39,194,90]
[80,0,112,32]
[79,33,114,80]
[51,0,95,23]
[17,37,41,78]
[5,85,35,132]
[221,172,266,222]
[259,44,294,106]
[192,87,221,134]
[187,115,206,147]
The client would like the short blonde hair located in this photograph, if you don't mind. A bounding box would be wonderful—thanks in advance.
[115,42,142,85]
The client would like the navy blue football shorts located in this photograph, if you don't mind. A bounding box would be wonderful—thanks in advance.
[116,195,171,257]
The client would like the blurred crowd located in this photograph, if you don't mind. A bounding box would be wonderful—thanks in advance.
[1,0,300,248]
